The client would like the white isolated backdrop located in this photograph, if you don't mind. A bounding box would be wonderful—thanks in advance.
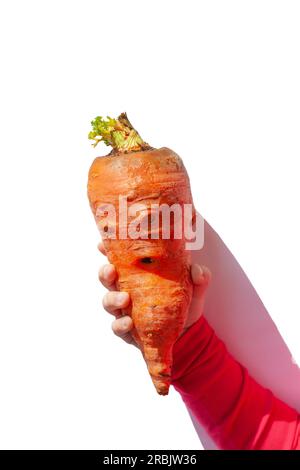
[0,0,300,450]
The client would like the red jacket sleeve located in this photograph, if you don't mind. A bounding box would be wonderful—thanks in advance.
[171,316,300,450]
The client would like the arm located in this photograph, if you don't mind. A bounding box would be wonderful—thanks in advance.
[171,315,300,450]
[97,244,300,450]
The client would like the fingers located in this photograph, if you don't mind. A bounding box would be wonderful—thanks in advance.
[98,247,137,347]
[98,263,117,291]
[111,316,136,345]
[111,315,132,334]
[102,291,130,316]
[102,286,137,347]
[97,242,107,256]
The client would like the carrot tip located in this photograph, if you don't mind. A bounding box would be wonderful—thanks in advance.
[151,376,170,396]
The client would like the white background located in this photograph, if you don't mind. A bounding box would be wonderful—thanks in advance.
[0,0,300,450]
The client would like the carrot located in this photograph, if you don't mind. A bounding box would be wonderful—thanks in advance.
[87,113,195,395]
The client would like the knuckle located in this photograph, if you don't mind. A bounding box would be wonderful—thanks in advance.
[99,264,108,280]
[111,320,121,336]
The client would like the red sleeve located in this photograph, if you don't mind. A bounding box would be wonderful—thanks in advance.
[171,316,300,450]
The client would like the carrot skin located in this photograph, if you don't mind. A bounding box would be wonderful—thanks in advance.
[88,147,195,395]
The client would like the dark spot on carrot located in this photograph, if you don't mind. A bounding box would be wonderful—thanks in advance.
[141,257,153,264]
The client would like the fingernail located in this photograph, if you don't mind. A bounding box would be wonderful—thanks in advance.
[193,264,203,283]
[197,265,204,276]
[115,292,128,306]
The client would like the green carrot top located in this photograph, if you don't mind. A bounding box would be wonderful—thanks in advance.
[88,112,152,153]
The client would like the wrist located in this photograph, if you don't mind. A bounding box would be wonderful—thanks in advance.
[172,315,207,382]
[179,313,204,339]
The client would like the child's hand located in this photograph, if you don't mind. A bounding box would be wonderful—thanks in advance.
[98,242,211,348]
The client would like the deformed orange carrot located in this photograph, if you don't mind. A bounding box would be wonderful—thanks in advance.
[87,113,195,395]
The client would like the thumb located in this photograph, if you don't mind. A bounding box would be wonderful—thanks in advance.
[190,264,211,298]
